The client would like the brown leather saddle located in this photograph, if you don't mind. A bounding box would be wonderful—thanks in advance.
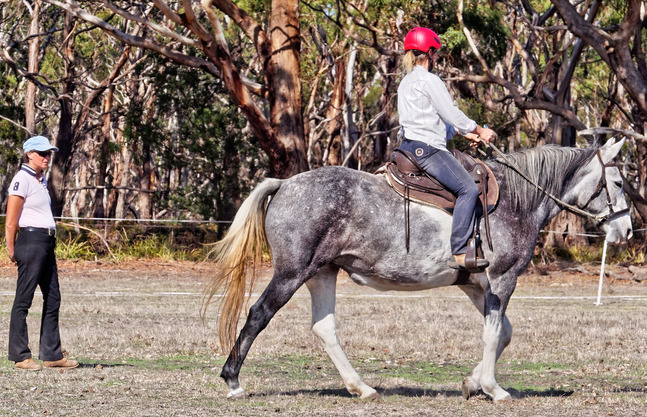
[379,148,500,263]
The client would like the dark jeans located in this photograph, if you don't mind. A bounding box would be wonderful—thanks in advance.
[400,140,479,255]
[8,230,63,362]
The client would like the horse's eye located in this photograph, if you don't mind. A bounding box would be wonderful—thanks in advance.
[614,180,623,188]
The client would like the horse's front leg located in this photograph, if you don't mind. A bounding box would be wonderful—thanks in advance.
[477,306,513,402]
[306,266,379,400]
[461,313,512,400]
[459,278,514,402]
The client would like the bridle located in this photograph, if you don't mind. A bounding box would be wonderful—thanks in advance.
[579,151,630,225]
[482,141,629,225]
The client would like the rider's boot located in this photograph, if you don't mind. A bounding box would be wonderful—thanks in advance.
[449,253,489,272]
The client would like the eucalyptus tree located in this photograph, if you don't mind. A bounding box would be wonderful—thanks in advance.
[0,0,141,216]
[43,0,306,178]
[1,0,88,215]
[549,0,647,223]
[5,0,647,228]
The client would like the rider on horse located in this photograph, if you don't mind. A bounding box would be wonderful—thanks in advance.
[397,27,496,270]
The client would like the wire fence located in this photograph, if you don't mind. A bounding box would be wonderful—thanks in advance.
[2,213,646,238]
[0,214,643,264]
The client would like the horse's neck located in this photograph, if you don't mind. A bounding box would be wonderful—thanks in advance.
[491,166,566,233]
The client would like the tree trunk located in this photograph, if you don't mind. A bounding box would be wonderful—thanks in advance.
[267,0,307,177]
[24,0,41,136]
[138,141,153,219]
[374,53,397,166]
[325,61,345,166]
[137,86,156,220]
[49,11,75,217]
[552,0,601,144]
[342,46,359,169]
[93,86,114,219]
[544,211,589,249]
[114,140,132,220]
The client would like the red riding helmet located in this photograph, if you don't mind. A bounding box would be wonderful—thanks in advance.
[404,27,442,53]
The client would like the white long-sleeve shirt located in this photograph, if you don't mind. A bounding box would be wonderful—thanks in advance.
[397,65,477,150]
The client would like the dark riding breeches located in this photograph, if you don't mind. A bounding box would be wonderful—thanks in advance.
[8,230,63,362]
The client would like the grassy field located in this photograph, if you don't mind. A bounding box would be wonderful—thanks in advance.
[0,260,646,416]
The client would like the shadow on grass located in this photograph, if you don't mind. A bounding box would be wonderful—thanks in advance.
[507,387,574,399]
[610,386,647,394]
[77,362,135,369]
[249,386,574,400]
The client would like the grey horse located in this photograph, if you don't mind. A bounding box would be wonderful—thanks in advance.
[205,138,631,402]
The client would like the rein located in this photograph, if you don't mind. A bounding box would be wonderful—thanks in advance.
[479,139,627,224]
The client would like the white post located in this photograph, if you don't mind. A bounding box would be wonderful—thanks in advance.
[595,239,608,306]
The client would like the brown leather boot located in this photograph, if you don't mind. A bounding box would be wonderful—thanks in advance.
[448,254,489,271]
[15,358,42,371]
[43,358,79,369]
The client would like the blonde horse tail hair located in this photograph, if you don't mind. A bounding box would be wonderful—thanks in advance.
[201,178,283,354]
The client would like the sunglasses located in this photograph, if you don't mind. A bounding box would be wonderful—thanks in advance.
[35,150,52,158]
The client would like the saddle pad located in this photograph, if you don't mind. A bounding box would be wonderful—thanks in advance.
[382,149,499,214]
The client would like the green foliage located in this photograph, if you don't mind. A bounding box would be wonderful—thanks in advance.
[463,5,509,65]
[119,59,266,222]
[235,0,270,16]
[55,236,94,260]
[569,245,605,264]
[0,63,24,175]
[109,230,207,262]
[115,235,179,261]
[433,1,509,67]
[534,240,641,266]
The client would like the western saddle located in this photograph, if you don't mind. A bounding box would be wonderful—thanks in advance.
[378,148,499,270]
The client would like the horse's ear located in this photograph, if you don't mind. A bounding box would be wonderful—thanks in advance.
[600,137,626,164]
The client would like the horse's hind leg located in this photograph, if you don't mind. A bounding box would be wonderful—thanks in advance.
[459,283,513,402]
[220,269,310,399]
[306,266,379,400]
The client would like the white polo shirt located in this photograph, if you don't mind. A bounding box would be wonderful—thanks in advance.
[8,165,56,229]
[397,65,477,150]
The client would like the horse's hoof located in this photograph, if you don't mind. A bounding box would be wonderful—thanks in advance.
[360,389,380,400]
[461,377,479,400]
[493,392,513,403]
[226,387,246,399]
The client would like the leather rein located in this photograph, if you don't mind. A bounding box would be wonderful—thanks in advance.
[481,140,629,225]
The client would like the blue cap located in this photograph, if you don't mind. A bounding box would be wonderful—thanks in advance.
[23,136,59,153]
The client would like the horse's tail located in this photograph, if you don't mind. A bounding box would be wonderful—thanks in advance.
[202,178,283,354]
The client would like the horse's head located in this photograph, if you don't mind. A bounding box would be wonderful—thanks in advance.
[571,138,632,243]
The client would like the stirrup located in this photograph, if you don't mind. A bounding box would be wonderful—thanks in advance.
[447,258,489,272]
[449,237,488,273]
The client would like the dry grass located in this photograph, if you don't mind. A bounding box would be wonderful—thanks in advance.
[0,260,646,416]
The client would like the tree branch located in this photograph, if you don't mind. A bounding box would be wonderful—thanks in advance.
[102,0,200,47]
[43,0,265,95]
[210,0,270,62]
[0,114,34,136]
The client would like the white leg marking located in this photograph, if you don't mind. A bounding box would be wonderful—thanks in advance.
[460,284,513,401]
[480,316,512,402]
[307,268,378,400]
[227,387,246,399]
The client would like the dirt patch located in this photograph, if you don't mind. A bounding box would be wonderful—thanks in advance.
[0,260,646,416]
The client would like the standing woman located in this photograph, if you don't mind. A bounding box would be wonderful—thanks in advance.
[397,27,497,270]
[5,136,78,371]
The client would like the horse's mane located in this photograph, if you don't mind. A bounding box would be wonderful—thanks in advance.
[488,144,598,212]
